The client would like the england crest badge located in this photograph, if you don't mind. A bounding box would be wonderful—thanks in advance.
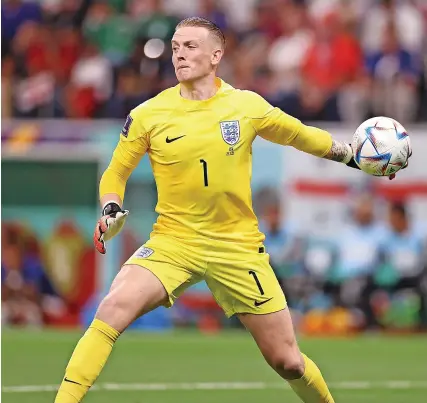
[220,120,240,145]
[135,246,154,258]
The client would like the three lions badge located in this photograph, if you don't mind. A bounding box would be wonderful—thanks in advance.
[220,121,240,146]
[135,246,154,258]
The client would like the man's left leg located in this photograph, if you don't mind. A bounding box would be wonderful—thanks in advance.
[205,244,334,403]
[238,309,335,403]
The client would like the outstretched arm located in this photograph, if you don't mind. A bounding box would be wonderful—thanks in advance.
[287,124,404,178]
[323,138,362,170]
[281,123,356,164]
[323,139,353,163]
[245,91,405,178]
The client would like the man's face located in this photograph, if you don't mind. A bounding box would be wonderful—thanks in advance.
[264,204,281,230]
[353,196,374,226]
[388,207,406,232]
[171,26,222,83]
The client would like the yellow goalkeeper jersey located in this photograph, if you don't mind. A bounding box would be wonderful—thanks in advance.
[100,78,332,244]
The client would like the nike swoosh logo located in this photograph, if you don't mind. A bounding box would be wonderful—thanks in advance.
[166,135,185,143]
[254,297,274,307]
[64,377,82,385]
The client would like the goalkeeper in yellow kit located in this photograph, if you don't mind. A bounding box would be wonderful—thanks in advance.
[55,17,407,403]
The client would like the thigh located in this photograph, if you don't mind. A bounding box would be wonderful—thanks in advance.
[238,309,302,374]
[124,235,203,308]
[206,251,287,318]
[97,263,169,331]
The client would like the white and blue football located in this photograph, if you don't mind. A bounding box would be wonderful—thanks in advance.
[351,116,411,176]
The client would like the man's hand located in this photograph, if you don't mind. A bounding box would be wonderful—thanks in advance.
[324,139,411,180]
[93,202,129,254]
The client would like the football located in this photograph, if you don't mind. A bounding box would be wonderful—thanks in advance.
[351,116,411,176]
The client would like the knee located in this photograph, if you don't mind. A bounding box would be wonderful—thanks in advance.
[96,293,132,332]
[99,292,130,314]
[268,352,305,380]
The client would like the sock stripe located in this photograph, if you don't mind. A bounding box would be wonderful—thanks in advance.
[90,319,120,343]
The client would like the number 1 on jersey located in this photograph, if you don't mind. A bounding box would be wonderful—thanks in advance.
[200,159,208,187]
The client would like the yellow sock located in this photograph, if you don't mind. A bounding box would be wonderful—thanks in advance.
[287,354,335,403]
[54,319,120,403]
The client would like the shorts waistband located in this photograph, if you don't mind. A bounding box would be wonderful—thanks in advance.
[150,233,265,254]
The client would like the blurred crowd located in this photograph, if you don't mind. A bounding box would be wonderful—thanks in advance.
[2,0,427,123]
[1,224,56,326]
[1,221,97,328]
[258,191,427,331]
[3,191,426,332]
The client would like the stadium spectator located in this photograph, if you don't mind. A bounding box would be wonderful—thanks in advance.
[258,194,306,310]
[260,202,303,276]
[2,0,42,56]
[102,65,153,118]
[1,224,60,326]
[361,0,425,55]
[1,56,15,118]
[325,193,386,326]
[377,202,427,328]
[10,22,56,117]
[53,26,82,85]
[267,1,313,95]
[365,21,422,123]
[2,0,426,122]
[200,0,228,31]
[335,193,385,280]
[278,10,363,121]
[355,201,427,330]
[82,2,137,67]
[70,41,113,104]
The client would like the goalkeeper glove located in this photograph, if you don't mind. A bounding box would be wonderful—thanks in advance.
[93,202,129,254]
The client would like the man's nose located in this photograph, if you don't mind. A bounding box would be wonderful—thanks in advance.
[176,47,186,60]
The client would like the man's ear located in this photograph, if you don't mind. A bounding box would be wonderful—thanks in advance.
[212,48,223,66]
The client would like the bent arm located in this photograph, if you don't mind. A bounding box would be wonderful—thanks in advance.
[99,138,146,208]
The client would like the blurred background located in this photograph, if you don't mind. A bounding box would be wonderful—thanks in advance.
[2,0,427,335]
[2,1,427,402]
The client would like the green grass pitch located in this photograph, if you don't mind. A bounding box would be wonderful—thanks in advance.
[2,329,426,403]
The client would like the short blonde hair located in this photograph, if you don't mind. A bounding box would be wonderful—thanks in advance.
[176,17,226,49]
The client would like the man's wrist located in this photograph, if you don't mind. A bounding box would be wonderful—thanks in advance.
[341,143,353,164]
[324,140,354,164]
[102,201,122,216]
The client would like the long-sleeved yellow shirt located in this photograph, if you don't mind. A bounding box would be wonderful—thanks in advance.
[100,78,332,243]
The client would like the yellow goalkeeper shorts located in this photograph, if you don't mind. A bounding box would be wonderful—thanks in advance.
[124,234,286,317]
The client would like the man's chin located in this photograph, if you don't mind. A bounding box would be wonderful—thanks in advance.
[177,76,193,83]
[176,70,197,83]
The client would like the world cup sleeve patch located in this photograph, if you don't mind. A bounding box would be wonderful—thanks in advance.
[135,246,154,258]
[121,115,133,138]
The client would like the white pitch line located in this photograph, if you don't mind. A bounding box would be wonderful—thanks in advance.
[2,381,427,394]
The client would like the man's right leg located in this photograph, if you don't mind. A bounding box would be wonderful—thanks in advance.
[54,264,168,403]
[239,309,334,403]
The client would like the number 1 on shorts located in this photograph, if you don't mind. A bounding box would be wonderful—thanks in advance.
[248,270,264,295]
